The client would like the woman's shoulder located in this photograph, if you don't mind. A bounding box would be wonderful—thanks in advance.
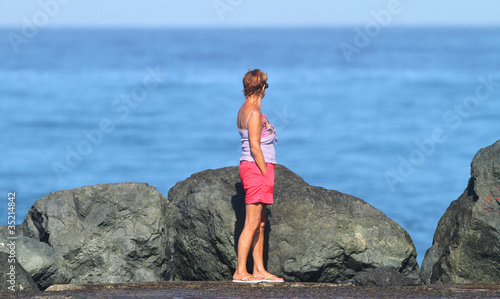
[242,106,262,121]
[248,107,262,116]
[245,108,264,129]
[247,108,263,123]
[238,105,262,129]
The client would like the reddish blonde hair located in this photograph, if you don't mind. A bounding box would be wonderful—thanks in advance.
[242,69,268,98]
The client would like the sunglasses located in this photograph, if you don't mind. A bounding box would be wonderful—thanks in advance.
[264,83,269,89]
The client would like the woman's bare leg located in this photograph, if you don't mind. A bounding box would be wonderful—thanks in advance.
[251,205,266,274]
[233,203,263,281]
[252,205,283,281]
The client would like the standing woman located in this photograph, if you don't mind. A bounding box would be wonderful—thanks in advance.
[233,69,284,283]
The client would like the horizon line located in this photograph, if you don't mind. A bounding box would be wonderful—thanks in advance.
[1,24,500,30]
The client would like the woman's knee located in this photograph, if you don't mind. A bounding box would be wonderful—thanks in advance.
[244,216,262,231]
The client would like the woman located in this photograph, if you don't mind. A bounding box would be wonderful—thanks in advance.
[232,69,284,283]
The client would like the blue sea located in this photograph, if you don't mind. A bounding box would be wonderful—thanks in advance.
[1,27,499,265]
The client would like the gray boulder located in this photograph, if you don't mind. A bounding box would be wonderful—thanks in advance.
[349,266,417,287]
[168,165,421,285]
[0,226,72,290]
[421,140,500,284]
[0,252,39,291]
[20,182,171,284]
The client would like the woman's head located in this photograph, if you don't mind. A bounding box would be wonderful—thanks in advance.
[243,69,268,98]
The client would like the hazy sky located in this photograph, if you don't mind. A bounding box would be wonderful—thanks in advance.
[0,0,499,28]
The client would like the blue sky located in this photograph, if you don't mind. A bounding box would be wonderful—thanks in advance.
[0,0,499,28]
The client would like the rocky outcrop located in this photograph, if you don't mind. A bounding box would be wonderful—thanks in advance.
[421,140,500,284]
[168,164,421,285]
[0,252,39,291]
[20,183,171,284]
[349,266,417,287]
[0,226,71,290]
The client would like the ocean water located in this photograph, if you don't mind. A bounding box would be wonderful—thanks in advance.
[1,27,499,265]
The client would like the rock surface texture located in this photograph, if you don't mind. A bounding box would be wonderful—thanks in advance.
[168,165,421,285]
[20,183,171,284]
[0,226,72,290]
[0,252,39,291]
[421,140,500,284]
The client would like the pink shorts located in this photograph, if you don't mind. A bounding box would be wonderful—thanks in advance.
[239,161,275,205]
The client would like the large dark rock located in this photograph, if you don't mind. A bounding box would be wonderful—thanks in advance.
[0,252,39,291]
[168,165,421,285]
[20,183,171,284]
[349,266,417,287]
[421,140,500,284]
[0,226,72,290]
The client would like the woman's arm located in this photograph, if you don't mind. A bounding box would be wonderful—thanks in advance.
[247,110,267,175]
